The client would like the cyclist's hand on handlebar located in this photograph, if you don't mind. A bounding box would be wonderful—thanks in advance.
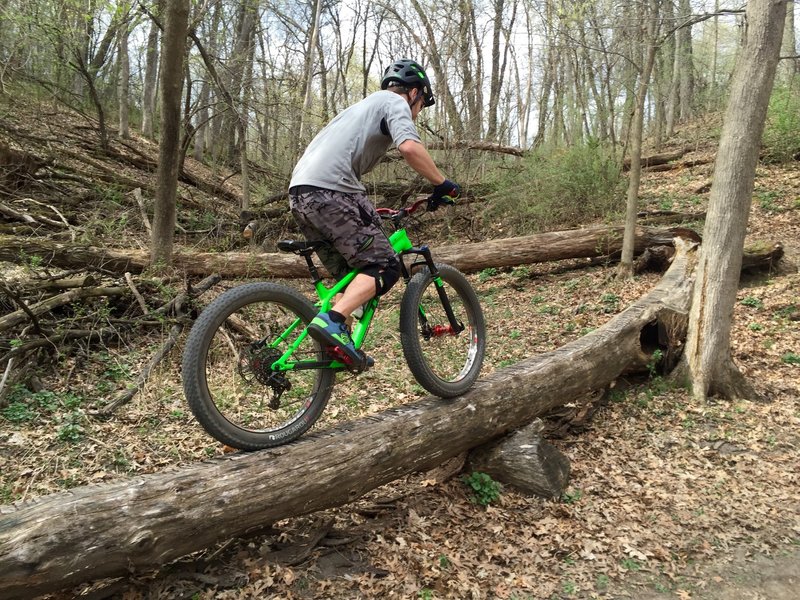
[427,179,461,211]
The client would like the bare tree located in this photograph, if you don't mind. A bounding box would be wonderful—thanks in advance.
[141,8,161,140]
[151,0,190,267]
[618,0,661,278]
[674,0,788,400]
[780,0,798,78]
[117,3,132,140]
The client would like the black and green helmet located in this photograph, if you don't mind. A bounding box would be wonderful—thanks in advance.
[381,58,435,107]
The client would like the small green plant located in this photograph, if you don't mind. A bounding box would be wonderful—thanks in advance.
[562,580,577,595]
[538,304,560,315]
[658,197,674,211]
[595,574,610,591]
[1,401,37,423]
[462,471,501,506]
[562,488,583,504]
[478,267,499,282]
[775,304,797,318]
[620,557,641,571]
[600,293,620,313]
[511,266,531,279]
[418,588,434,600]
[646,349,664,378]
[781,352,800,365]
[740,296,763,309]
[748,322,764,331]
[57,422,84,443]
[438,554,450,569]
[756,190,780,212]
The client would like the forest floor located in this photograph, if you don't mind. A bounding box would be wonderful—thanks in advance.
[1,106,799,599]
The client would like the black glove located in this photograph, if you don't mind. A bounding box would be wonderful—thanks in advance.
[427,179,461,211]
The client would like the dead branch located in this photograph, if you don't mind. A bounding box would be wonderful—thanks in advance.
[99,274,222,415]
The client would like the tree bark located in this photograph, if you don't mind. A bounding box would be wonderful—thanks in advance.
[151,0,190,267]
[780,0,799,78]
[141,15,161,140]
[618,0,660,278]
[0,242,697,599]
[674,0,787,401]
[117,6,131,140]
[467,419,570,499]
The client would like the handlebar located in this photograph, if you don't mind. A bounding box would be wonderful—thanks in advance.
[375,196,428,222]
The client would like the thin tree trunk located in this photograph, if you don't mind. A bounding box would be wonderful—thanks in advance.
[677,0,694,121]
[141,15,160,139]
[673,0,787,401]
[619,0,660,278]
[117,7,131,140]
[780,0,798,78]
[151,0,189,267]
[298,0,322,147]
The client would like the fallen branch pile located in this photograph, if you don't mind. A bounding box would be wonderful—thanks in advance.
[0,271,220,408]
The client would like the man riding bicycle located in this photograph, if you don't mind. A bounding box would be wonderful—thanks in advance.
[288,58,461,367]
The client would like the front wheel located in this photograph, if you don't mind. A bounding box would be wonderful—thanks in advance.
[182,282,335,450]
[399,264,486,398]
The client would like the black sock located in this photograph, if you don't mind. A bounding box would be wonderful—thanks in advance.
[328,310,346,323]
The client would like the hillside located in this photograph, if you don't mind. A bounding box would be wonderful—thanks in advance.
[1,97,799,599]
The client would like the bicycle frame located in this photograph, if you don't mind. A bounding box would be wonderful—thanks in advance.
[269,209,463,373]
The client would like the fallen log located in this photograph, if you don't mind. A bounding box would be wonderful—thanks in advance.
[0,226,691,279]
[622,146,693,171]
[0,240,697,599]
[643,158,711,173]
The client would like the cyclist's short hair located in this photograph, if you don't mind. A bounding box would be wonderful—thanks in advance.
[385,81,412,96]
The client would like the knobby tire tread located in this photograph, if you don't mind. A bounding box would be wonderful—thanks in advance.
[182,282,335,450]
[399,264,486,398]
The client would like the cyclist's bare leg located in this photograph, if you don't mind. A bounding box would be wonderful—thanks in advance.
[332,273,375,318]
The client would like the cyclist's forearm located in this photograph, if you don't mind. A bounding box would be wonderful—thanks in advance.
[398,140,446,185]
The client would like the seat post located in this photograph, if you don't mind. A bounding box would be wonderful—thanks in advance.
[303,252,322,284]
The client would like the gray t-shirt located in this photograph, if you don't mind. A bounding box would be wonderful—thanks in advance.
[289,90,422,193]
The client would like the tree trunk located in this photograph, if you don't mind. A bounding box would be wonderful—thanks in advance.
[780,0,798,78]
[117,7,131,140]
[618,0,660,278]
[677,0,694,121]
[467,419,570,499]
[141,16,160,140]
[2,226,783,281]
[0,227,687,279]
[673,0,787,401]
[0,243,697,599]
[297,0,322,146]
[151,0,190,267]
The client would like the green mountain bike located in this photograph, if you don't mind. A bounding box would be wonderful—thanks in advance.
[182,198,486,450]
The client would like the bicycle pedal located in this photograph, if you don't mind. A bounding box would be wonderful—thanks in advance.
[324,345,373,374]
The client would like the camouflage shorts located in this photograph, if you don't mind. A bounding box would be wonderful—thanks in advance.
[288,187,396,279]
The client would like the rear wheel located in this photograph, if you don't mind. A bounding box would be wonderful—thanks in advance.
[182,282,335,450]
[399,264,486,398]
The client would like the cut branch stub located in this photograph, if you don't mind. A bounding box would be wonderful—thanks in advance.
[467,419,570,499]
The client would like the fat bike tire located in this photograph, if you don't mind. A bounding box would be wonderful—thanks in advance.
[182,282,334,450]
[399,264,486,398]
